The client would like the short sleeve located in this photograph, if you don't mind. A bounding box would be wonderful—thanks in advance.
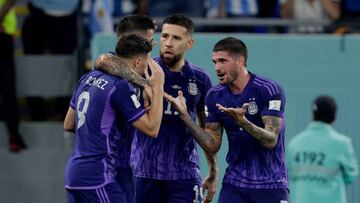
[260,83,286,118]
[112,81,145,123]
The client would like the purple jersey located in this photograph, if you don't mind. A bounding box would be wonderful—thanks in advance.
[130,57,213,180]
[65,70,145,189]
[206,73,288,189]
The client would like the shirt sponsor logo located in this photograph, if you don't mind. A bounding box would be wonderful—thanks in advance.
[248,101,258,115]
[188,82,198,96]
[269,100,281,111]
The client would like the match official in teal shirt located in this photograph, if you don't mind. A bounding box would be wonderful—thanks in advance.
[287,95,358,203]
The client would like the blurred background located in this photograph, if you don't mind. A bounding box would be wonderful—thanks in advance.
[0,0,359,202]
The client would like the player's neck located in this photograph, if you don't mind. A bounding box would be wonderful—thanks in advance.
[229,69,250,94]
[167,59,185,72]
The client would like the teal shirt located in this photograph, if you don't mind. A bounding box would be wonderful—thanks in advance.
[287,121,358,203]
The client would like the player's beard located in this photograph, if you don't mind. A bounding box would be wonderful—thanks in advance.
[222,68,239,85]
[160,52,182,68]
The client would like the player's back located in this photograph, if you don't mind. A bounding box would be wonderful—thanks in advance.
[65,70,127,189]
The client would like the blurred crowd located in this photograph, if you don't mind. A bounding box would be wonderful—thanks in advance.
[85,0,360,35]
[1,0,360,121]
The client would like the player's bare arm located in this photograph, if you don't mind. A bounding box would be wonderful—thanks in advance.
[164,91,223,153]
[64,107,76,133]
[132,58,165,138]
[197,111,218,203]
[95,53,149,87]
[217,103,282,149]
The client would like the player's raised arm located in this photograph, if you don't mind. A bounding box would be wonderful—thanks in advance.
[95,53,149,87]
[132,58,165,138]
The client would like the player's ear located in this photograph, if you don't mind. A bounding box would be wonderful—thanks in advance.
[133,57,141,68]
[187,38,194,49]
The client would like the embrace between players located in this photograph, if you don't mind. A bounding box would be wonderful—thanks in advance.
[64,13,288,203]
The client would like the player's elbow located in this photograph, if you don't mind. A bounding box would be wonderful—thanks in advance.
[202,143,221,154]
[63,123,74,133]
[263,139,278,150]
[146,128,160,138]
[95,54,111,69]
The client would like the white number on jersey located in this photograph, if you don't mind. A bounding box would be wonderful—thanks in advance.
[77,91,90,129]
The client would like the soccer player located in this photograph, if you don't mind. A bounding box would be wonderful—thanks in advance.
[95,15,156,203]
[97,13,217,203]
[63,34,164,203]
[166,37,289,203]
[287,95,359,203]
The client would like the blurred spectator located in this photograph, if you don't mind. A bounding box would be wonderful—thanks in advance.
[280,0,341,33]
[287,95,359,203]
[138,0,205,18]
[88,0,114,38]
[21,0,80,121]
[206,0,281,33]
[326,0,360,33]
[0,0,27,152]
[21,0,80,54]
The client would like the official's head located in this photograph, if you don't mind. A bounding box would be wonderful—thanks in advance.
[312,95,337,124]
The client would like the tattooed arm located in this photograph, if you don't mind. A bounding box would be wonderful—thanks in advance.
[164,91,223,153]
[197,111,218,203]
[217,103,282,149]
[95,53,149,87]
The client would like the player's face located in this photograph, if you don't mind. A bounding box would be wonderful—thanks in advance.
[212,51,240,85]
[159,24,193,68]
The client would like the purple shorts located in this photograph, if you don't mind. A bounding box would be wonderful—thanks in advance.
[218,183,289,203]
[115,167,135,203]
[66,181,127,203]
[135,177,202,203]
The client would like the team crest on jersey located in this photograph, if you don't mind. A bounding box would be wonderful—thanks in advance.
[188,82,198,95]
[248,101,258,115]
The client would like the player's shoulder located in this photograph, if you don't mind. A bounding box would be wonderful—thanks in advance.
[185,60,211,79]
[252,73,284,96]
[207,84,225,96]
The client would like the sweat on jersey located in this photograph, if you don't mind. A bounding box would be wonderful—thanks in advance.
[130,57,213,180]
[205,73,288,189]
[65,70,145,189]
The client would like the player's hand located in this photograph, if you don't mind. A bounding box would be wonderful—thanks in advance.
[201,173,217,203]
[146,58,164,89]
[216,103,249,125]
[164,90,189,120]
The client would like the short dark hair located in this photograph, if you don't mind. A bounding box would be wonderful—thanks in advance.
[312,95,337,124]
[115,15,155,38]
[213,37,248,65]
[162,13,194,35]
[115,34,152,58]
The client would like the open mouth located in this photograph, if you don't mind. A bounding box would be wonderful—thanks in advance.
[217,73,225,80]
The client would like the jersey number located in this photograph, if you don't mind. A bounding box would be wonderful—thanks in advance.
[295,151,325,166]
[77,91,90,129]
